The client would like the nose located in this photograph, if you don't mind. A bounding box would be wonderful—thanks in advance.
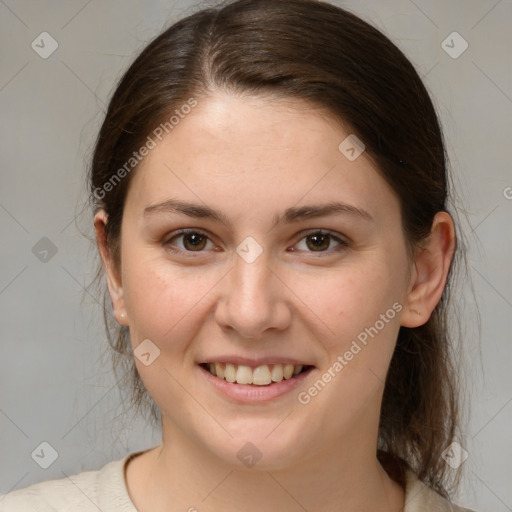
[214,249,292,340]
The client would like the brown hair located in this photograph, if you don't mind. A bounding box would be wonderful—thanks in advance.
[88,0,464,497]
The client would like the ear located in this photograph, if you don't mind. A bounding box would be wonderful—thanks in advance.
[401,211,456,328]
[94,209,129,326]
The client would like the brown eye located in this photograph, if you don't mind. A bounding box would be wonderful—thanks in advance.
[293,230,347,254]
[165,230,214,253]
[306,232,331,251]
[182,233,207,251]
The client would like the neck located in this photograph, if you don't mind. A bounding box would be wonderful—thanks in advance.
[126,421,405,512]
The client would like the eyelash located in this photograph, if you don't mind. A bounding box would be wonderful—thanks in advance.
[163,228,349,256]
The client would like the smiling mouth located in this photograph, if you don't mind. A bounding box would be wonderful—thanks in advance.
[199,362,313,386]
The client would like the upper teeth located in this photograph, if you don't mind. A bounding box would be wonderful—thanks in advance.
[207,363,304,386]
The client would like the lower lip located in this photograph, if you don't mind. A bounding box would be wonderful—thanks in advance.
[198,364,314,403]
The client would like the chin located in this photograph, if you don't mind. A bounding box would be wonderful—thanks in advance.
[198,422,311,471]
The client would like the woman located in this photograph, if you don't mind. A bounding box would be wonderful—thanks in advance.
[0,0,475,510]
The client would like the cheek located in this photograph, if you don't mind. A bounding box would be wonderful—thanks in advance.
[121,257,218,405]
[305,262,403,347]
[299,267,404,409]
[121,253,215,345]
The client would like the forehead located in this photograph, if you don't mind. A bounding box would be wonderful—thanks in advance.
[124,93,400,224]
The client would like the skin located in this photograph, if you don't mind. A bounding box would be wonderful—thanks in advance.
[94,92,456,512]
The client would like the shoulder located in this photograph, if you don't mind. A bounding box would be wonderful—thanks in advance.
[0,466,102,512]
[404,470,476,512]
[0,453,138,512]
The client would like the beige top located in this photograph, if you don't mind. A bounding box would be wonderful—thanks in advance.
[0,451,475,511]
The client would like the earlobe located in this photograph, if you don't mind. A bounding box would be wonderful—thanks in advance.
[93,210,129,326]
[401,212,456,328]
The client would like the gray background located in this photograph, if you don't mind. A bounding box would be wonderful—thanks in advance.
[0,1,510,510]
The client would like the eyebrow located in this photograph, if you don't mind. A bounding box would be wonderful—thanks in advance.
[143,198,373,228]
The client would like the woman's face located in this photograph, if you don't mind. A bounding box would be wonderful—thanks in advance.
[107,93,416,468]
